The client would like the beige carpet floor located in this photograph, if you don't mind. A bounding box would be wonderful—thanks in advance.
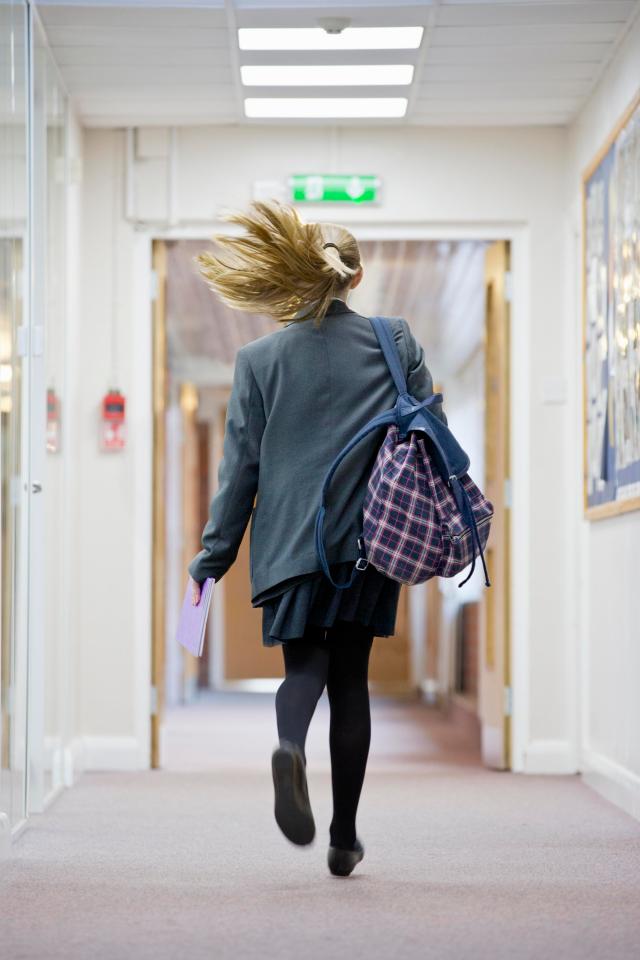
[3,694,640,960]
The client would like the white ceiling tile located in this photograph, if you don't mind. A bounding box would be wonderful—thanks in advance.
[426,42,609,63]
[44,26,230,49]
[60,66,234,86]
[432,23,621,45]
[416,80,591,99]
[437,1,636,27]
[409,111,572,127]
[37,5,227,28]
[68,85,237,102]
[421,61,596,81]
[35,0,224,5]
[82,116,235,129]
[77,99,235,117]
[413,96,580,114]
[440,0,622,4]
[50,46,232,67]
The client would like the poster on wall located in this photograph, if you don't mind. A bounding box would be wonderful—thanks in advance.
[583,91,640,520]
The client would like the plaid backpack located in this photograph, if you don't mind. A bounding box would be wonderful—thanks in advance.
[315,316,493,590]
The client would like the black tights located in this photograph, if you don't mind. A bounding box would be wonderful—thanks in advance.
[274,621,374,850]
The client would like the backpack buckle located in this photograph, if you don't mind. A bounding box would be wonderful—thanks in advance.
[355,536,368,571]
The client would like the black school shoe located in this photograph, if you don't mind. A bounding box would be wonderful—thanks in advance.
[271,740,316,846]
[327,838,365,877]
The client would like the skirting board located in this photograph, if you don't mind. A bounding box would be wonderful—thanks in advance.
[582,749,640,823]
[522,739,578,775]
[81,736,149,772]
[63,737,85,786]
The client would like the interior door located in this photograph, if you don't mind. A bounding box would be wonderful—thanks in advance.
[369,589,410,692]
[0,233,30,833]
[479,240,511,769]
[223,526,280,682]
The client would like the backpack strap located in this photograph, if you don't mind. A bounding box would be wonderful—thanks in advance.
[369,316,408,396]
[315,402,447,591]
[314,316,447,590]
[314,407,397,589]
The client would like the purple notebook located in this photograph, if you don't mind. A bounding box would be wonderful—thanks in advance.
[176,578,215,657]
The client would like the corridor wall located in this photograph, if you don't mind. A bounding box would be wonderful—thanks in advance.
[74,121,573,776]
[566,12,640,820]
[72,127,151,770]
[70,32,640,818]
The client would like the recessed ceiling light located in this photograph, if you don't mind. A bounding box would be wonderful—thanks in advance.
[238,27,424,52]
[244,98,408,119]
[240,64,414,87]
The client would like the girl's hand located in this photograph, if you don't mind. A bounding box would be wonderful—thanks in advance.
[191,578,202,606]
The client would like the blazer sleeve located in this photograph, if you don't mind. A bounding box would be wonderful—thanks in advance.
[400,319,448,426]
[188,347,266,585]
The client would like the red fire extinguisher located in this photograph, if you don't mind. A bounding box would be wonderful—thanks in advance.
[101,389,126,452]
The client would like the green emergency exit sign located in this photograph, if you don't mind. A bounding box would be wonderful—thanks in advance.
[290,174,380,204]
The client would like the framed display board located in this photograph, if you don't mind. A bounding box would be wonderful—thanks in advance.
[583,91,640,520]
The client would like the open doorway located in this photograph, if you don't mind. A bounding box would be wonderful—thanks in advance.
[150,235,512,773]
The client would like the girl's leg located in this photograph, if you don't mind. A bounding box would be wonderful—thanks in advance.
[272,627,329,846]
[275,626,330,764]
[325,621,374,850]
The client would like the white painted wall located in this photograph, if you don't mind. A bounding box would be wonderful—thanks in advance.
[67,12,639,798]
[72,128,150,770]
[74,119,573,774]
[565,14,640,819]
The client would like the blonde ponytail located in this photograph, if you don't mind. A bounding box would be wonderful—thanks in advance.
[194,201,361,323]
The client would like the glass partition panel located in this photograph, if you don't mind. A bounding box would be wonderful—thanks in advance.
[32,12,69,805]
[0,0,29,831]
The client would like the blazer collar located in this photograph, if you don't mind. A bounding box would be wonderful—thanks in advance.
[284,298,355,327]
[325,297,355,316]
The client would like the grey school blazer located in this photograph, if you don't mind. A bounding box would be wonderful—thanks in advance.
[188,299,447,602]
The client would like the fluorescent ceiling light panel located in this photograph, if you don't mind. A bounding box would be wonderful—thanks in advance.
[238,27,424,51]
[244,98,408,119]
[240,64,414,87]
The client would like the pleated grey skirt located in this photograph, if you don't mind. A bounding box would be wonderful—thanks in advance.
[254,561,401,647]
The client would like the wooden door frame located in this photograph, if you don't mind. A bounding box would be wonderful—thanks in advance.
[482,240,512,769]
[140,223,531,772]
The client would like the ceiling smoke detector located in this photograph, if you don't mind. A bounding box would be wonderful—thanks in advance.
[317,17,351,35]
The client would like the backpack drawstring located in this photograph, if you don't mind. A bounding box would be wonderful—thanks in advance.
[449,476,491,589]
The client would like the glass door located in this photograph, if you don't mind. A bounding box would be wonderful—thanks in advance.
[26,10,70,811]
[0,0,30,833]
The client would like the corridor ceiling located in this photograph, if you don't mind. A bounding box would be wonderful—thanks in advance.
[36,0,640,128]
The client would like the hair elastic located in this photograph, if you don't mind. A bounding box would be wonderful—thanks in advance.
[323,242,340,252]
